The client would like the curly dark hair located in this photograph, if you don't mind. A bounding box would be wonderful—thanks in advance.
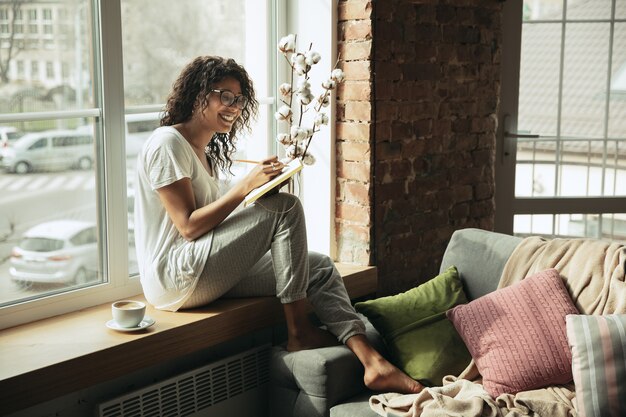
[160,56,258,173]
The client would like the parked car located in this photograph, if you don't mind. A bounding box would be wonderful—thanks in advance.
[0,126,24,148]
[9,220,98,286]
[125,112,160,158]
[0,129,94,174]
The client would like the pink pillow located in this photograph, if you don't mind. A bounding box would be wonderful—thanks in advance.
[446,268,579,397]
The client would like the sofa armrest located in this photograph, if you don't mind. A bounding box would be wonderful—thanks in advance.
[270,316,385,417]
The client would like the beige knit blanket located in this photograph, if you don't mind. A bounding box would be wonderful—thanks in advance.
[369,236,626,417]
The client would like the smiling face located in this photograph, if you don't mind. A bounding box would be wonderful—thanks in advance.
[196,77,242,135]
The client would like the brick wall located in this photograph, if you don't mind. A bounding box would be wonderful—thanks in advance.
[336,0,502,295]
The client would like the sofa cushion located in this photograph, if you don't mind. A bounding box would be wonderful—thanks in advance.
[566,314,626,417]
[447,268,579,397]
[329,392,378,417]
[440,228,522,301]
[354,266,471,386]
[269,315,385,417]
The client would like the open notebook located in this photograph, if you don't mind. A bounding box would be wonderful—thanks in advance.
[243,158,303,207]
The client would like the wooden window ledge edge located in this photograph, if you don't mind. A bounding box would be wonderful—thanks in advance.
[0,263,376,415]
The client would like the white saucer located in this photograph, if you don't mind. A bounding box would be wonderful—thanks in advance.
[106,316,155,332]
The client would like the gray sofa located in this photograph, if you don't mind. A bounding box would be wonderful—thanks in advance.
[269,228,523,417]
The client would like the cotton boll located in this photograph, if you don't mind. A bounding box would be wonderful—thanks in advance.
[291,126,307,141]
[278,34,296,53]
[298,93,313,105]
[276,133,292,145]
[330,68,345,82]
[285,144,298,159]
[305,51,321,66]
[279,83,292,96]
[303,152,316,165]
[321,79,336,90]
[317,94,330,107]
[291,53,306,66]
[296,79,311,93]
[295,63,310,76]
[314,113,329,126]
[275,105,292,121]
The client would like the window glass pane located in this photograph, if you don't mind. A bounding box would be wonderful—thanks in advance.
[0,1,94,112]
[121,0,245,106]
[0,0,99,306]
[609,23,626,138]
[0,118,103,307]
[514,213,626,242]
[518,23,561,136]
[561,22,609,138]
[523,0,563,21]
[515,163,557,197]
[514,214,554,235]
[566,0,612,20]
[121,0,273,277]
[617,0,626,19]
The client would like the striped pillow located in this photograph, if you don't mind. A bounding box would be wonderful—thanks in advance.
[566,314,626,417]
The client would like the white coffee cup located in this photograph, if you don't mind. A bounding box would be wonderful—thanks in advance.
[111,300,146,328]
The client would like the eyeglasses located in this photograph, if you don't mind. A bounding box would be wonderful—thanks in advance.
[210,89,248,110]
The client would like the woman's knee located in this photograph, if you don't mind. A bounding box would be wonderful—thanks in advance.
[308,251,333,269]
[263,192,302,212]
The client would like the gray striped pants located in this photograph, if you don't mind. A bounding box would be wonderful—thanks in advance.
[181,193,366,344]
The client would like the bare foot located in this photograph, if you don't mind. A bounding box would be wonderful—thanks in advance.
[363,357,424,394]
[286,325,339,352]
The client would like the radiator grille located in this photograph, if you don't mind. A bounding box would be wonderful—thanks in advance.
[97,345,270,417]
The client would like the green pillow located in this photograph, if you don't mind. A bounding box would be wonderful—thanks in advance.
[355,266,471,386]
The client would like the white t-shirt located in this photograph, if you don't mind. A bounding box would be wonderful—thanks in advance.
[134,126,219,311]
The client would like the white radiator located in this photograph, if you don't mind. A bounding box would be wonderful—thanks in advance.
[97,344,270,417]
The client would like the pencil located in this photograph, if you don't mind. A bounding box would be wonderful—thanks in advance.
[235,159,262,164]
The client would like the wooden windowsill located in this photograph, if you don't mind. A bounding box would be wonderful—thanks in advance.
[0,263,376,415]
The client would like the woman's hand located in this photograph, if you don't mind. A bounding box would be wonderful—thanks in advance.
[242,156,285,193]
[157,156,287,242]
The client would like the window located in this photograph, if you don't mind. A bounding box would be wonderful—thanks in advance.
[120,0,276,276]
[497,0,626,241]
[0,0,281,329]
[30,60,38,79]
[0,0,336,329]
[45,61,54,79]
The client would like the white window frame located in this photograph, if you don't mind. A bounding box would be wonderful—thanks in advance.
[496,0,626,236]
[0,0,338,329]
[0,0,291,330]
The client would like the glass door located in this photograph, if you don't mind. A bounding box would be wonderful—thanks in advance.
[496,0,626,241]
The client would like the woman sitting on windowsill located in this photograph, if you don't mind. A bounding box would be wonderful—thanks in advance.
[133,56,423,394]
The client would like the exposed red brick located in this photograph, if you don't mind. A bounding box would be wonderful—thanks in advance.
[338,81,372,101]
[340,20,373,41]
[336,202,371,224]
[338,40,373,61]
[342,61,372,81]
[345,181,371,205]
[344,101,372,121]
[334,0,500,297]
[337,159,371,182]
[336,122,371,142]
[338,140,371,161]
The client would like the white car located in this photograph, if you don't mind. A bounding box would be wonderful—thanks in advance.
[0,129,94,174]
[10,220,98,286]
[0,126,24,148]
